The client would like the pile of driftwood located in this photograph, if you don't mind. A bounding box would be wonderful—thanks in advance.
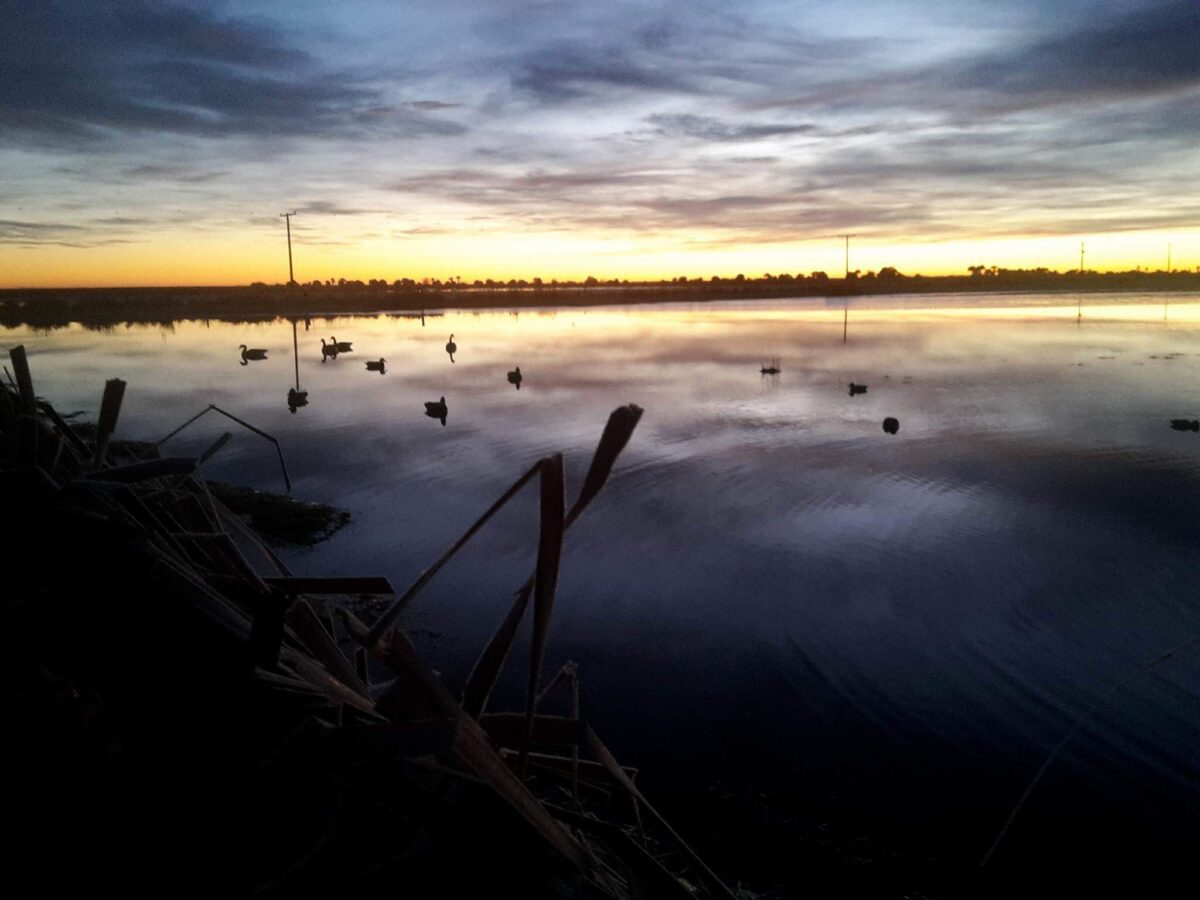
[0,344,733,898]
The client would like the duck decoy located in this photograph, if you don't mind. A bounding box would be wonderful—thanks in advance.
[883,417,899,434]
[287,388,309,413]
[365,359,386,373]
[240,344,268,365]
[320,338,338,361]
[424,396,448,426]
[848,382,868,395]
[1170,419,1199,432]
[446,334,457,363]
[507,366,522,389]
[332,336,353,353]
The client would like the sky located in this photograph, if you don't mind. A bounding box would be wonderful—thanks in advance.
[2,0,1199,287]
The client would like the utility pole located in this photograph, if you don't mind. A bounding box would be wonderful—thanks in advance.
[1165,243,1172,320]
[1079,241,1085,274]
[840,234,855,279]
[280,211,297,285]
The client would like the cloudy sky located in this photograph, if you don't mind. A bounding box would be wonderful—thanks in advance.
[2,0,1198,286]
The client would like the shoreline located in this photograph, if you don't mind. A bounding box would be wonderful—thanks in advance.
[3,274,1200,328]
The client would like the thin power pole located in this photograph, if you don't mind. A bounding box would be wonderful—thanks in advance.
[281,211,296,285]
[1167,242,1172,274]
[840,234,855,278]
[1079,241,1085,274]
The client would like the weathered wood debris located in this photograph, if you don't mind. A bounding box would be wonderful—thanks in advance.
[1,344,733,898]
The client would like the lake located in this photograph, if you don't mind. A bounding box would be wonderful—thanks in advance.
[7,291,1200,891]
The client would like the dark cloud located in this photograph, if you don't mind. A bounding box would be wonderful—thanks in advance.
[295,201,385,216]
[950,0,1200,108]
[0,218,132,248]
[646,114,816,142]
[761,1,1200,117]
[512,43,697,102]
[0,1,462,147]
[122,164,228,183]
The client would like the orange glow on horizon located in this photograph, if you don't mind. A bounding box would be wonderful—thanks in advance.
[1,225,1195,289]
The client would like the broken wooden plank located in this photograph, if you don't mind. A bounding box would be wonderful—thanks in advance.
[523,453,565,775]
[463,407,643,719]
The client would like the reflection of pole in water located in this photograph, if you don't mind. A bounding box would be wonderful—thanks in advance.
[843,304,848,343]
[292,319,300,390]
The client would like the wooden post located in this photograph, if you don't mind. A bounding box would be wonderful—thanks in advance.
[9,345,36,414]
[93,378,126,469]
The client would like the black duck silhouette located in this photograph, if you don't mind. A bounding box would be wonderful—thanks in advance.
[1170,419,1199,432]
[287,388,308,413]
[332,336,353,353]
[848,382,868,395]
[446,334,457,363]
[425,396,448,426]
[507,366,522,389]
[365,359,386,373]
[320,338,338,361]
[883,417,899,434]
[240,344,268,365]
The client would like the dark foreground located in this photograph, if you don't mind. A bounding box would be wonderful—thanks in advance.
[1,348,739,898]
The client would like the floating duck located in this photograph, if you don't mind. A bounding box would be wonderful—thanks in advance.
[287,388,308,413]
[424,396,448,425]
[761,365,781,375]
[240,344,268,365]
[332,337,353,353]
[507,366,523,389]
[365,359,386,373]
[320,338,338,360]
[446,334,457,363]
[848,382,868,395]
[883,417,900,434]
[1170,419,1199,432]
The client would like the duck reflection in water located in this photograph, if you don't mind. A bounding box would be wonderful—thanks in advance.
[507,366,522,389]
[287,388,309,413]
[424,396,448,426]
[446,334,457,363]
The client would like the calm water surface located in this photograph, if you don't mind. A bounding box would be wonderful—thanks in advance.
[8,292,1200,885]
